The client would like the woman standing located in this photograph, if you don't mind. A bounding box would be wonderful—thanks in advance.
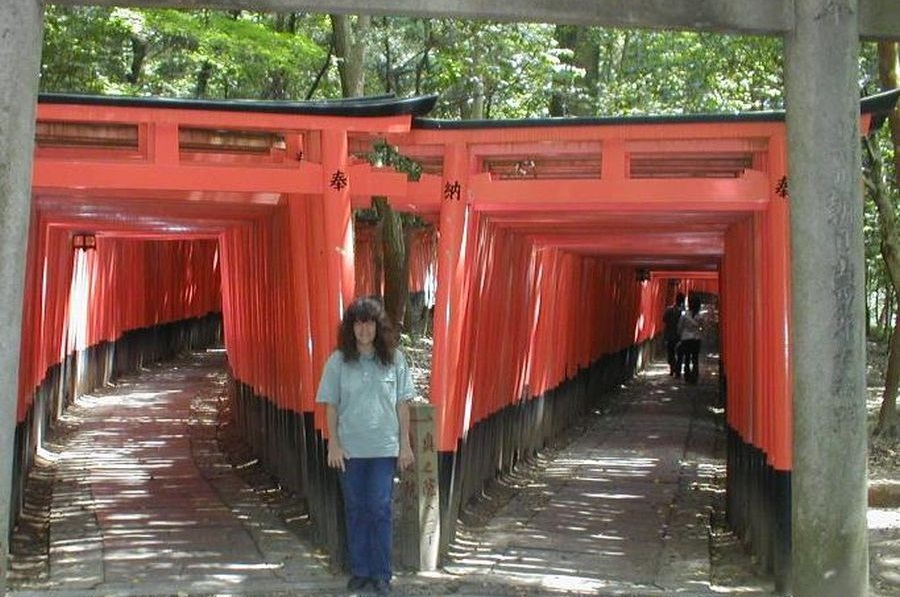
[315,297,416,595]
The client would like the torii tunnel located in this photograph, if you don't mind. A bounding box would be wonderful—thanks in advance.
[13,90,900,589]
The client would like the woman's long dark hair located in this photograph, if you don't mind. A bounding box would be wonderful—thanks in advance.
[338,297,396,366]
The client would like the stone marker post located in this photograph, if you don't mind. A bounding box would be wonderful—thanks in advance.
[396,401,440,570]
[0,1,43,592]
[785,1,868,595]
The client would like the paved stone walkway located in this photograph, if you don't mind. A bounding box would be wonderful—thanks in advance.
[7,344,896,596]
[8,350,340,597]
[442,357,756,596]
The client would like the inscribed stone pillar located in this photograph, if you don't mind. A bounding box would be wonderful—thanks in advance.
[785,1,868,595]
[0,0,42,591]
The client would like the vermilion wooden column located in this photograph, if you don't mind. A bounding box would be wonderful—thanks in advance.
[765,132,793,592]
[431,143,471,452]
[285,193,315,413]
[321,128,356,325]
[281,134,315,414]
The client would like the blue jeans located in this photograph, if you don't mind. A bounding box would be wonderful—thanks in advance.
[340,457,396,581]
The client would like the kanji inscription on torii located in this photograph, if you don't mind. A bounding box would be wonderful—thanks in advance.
[443,180,461,202]
[776,175,789,199]
[330,169,349,191]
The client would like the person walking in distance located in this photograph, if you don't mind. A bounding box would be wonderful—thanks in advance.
[316,297,416,595]
[662,292,685,377]
[678,293,703,384]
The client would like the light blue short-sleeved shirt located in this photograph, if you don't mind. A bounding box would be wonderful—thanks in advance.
[315,349,416,458]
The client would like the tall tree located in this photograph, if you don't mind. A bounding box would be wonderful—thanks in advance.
[373,196,409,328]
[330,14,369,97]
[871,41,900,438]
[550,25,598,116]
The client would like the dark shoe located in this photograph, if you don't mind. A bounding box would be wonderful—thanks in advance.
[372,578,392,594]
[347,576,370,591]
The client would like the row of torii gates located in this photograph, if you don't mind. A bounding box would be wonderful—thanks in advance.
[1,2,899,597]
[6,87,899,595]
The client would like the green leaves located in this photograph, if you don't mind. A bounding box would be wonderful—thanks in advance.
[42,7,328,99]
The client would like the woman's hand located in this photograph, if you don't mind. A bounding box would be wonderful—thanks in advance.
[327,442,347,471]
[398,443,415,471]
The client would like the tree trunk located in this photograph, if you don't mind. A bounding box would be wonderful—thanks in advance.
[863,134,899,435]
[550,25,599,117]
[373,218,384,298]
[305,41,333,100]
[381,20,392,93]
[865,271,872,337]
[879,310,900,436]
[464,77,485,120]
[879,42,900,182]
[374,196,408,330]
[864,41,900,436]
[128,36,146,85]
[331,14,370,98]
[195,60,213,98]
[873,41,900,437]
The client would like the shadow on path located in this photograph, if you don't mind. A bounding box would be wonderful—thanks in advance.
[443,340,772,596]
[8,349,337,597]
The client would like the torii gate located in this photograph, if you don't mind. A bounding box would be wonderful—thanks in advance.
[1,2,899,597]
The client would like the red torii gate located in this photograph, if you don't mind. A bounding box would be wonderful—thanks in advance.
[19,90,900,588]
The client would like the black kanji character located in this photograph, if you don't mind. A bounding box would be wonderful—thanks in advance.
[776,176,789,199]
[443,180,461,202]
[330,170,348,191]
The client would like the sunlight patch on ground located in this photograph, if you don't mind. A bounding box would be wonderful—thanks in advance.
[868,508,900,529]
[539,574,616,592]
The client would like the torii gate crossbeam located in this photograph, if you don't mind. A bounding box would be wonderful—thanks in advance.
[44,0,900,40]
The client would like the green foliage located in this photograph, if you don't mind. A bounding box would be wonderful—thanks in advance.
[41,10,789,115]
[41,6,135,93]
[424,21,566,118]
[41,7,329,99]
[553,30,783,116]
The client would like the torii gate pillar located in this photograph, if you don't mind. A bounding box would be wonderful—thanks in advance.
[0,1,42,592]
[786,1,868,595]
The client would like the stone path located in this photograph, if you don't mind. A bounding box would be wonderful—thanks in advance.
[8,350,339,597]
[442,357,764,596]
[8,343,896,596]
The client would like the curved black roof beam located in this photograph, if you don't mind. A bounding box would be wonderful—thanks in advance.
[38,92,439,118]
[414,88,900,131]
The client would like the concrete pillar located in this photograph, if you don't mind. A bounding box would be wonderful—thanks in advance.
[785,1,868,596]
[0,0,42,591]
